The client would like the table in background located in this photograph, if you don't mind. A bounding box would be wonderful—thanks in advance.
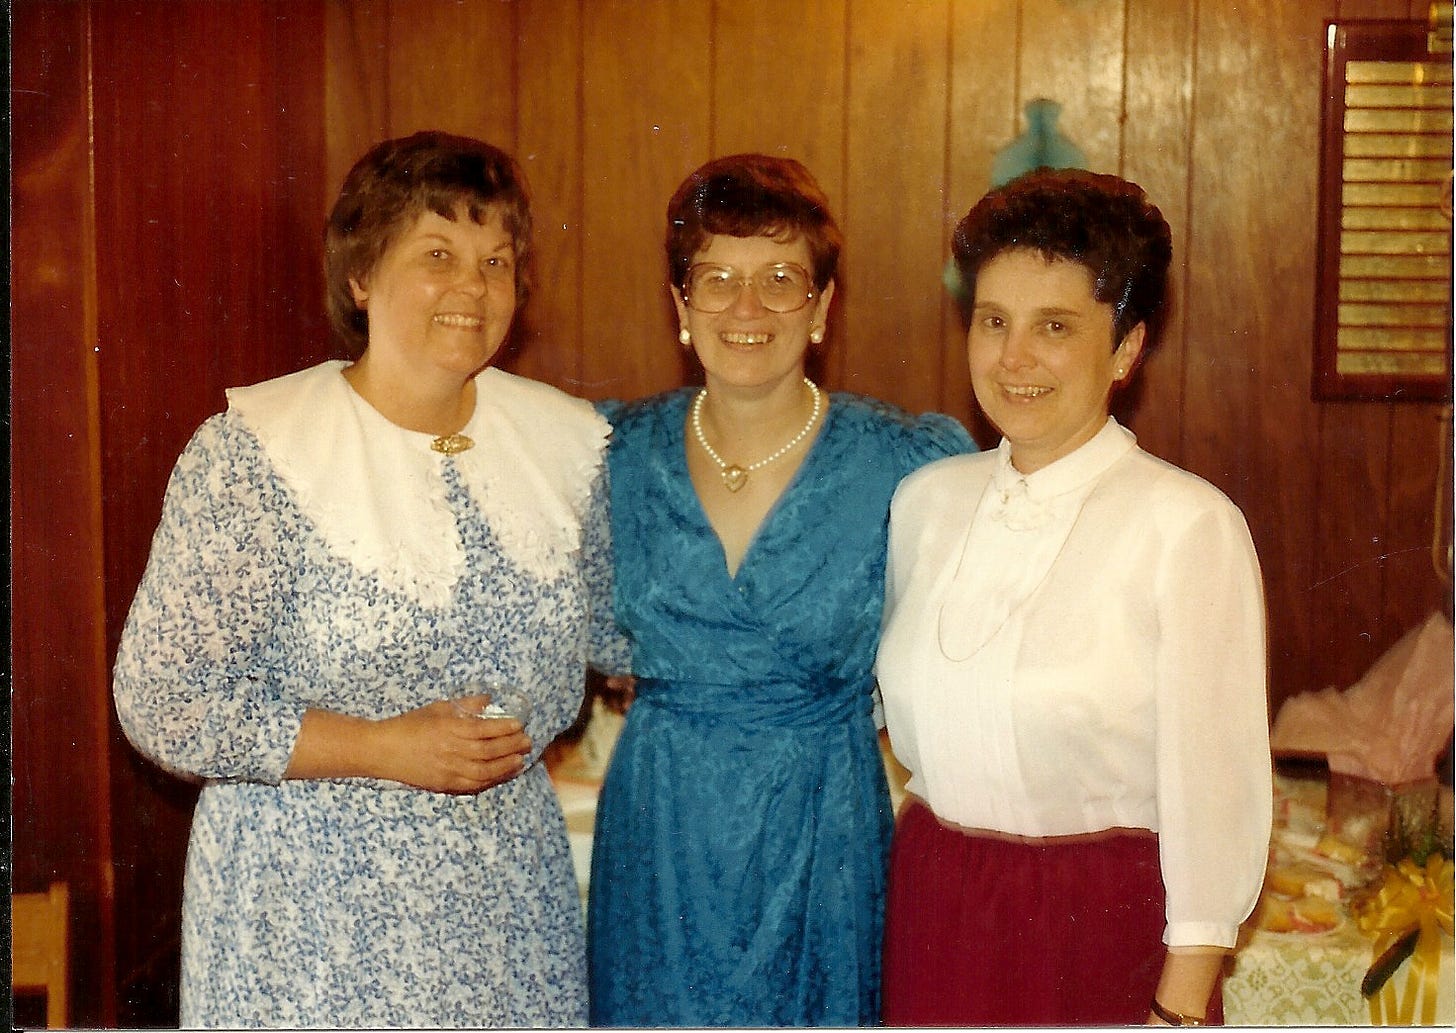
[1222,767,1454,1026]
[1223,918,1453,1025]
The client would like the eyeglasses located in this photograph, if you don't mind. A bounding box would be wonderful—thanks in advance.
[683,262,816,314]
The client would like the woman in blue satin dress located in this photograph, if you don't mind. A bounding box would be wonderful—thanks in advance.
[587,154,975,1026]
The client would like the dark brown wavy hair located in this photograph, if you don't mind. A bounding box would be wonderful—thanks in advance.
[952,167,1173,351]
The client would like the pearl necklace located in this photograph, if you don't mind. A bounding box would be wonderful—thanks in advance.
[691,377,823,492]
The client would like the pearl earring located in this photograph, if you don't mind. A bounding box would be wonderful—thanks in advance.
[679,328,692,347]
[810,328,824,345]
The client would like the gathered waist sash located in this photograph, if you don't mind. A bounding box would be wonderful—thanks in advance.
[633,675,873,730]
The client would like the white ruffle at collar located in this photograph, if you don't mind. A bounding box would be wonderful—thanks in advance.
[986,417,1137,530]
[937,418,1137,661]
[227,360,609,608]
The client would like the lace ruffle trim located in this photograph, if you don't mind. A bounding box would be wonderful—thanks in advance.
[227,361,608,609]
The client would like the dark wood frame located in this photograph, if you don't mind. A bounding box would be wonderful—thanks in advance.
[1314,18,1453,402]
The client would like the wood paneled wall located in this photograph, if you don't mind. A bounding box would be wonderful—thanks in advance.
[10,0,1450,1025]
[326,0,1452,714]
[12,3,117,1023]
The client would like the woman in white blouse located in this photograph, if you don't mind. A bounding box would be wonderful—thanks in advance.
[875,168,1272,1026]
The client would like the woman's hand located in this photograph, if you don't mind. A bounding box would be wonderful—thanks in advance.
[373,697,533,792]
[599,674,637,715]
[287,700,532,793]
[1145,947,1226,1025]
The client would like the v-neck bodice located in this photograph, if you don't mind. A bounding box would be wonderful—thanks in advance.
[599,388,975,694]
[678,393,833,584]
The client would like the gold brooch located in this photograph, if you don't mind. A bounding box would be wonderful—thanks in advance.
[430,433,475,455]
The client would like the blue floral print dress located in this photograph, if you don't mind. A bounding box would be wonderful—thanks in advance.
[586,389,975,1027]
[114,361,622,1028]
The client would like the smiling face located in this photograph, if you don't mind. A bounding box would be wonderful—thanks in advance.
[673,233,834,396]
[968,248,1144,474]
[348,205,517,385]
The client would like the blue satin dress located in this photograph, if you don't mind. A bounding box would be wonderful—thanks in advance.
[588,389,974,1027]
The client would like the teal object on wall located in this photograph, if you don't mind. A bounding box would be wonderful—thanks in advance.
[991,98,1086,187]
[945,98,1088,303]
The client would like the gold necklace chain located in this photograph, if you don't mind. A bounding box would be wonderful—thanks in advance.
[691,377,822,492]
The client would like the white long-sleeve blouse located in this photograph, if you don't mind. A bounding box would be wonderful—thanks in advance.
[876,418,1272,949]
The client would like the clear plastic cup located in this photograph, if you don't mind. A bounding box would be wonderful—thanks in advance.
[451,680,532,725]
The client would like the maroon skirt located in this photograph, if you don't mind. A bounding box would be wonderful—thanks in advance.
[882,798,1223,1026]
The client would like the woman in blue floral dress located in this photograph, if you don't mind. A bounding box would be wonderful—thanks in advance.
[113,132,621,1028]
[586,154,975,1026]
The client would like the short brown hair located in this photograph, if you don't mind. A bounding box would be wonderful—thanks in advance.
[324,131,534,357]
[952,168,1172,351]
[665,154,842,292]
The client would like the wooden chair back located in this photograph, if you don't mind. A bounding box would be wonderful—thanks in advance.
[12,881,69,1028]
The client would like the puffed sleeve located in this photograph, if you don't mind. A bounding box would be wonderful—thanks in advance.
[1153,497,1273,947]
[583,398,633,676]
[889,410,978,477]
[113,415,306,784]
[583,457,631,675]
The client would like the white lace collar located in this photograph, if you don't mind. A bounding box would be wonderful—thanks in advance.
[227,360,609,608]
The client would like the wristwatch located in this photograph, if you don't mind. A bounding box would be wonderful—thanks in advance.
[1150,999,1206,1026]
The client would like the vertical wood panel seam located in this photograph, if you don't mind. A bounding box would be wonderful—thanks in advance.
[83,4,119,1017]
[938,0,955,413]
[836,0,853,389]
[383,2,395,135]
[1177,0,1202,467]
[1117,0,1129,174]
[1380,400,1398,633]
[510,0,521,155]
[1312,401,1332,623]
[1013,1,1024,118]
[708,1,719,156]
[575,0,586,390]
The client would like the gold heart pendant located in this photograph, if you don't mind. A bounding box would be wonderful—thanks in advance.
[722,465,748,492]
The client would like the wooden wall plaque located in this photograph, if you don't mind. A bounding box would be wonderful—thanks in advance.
[1315,17,1453,401]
